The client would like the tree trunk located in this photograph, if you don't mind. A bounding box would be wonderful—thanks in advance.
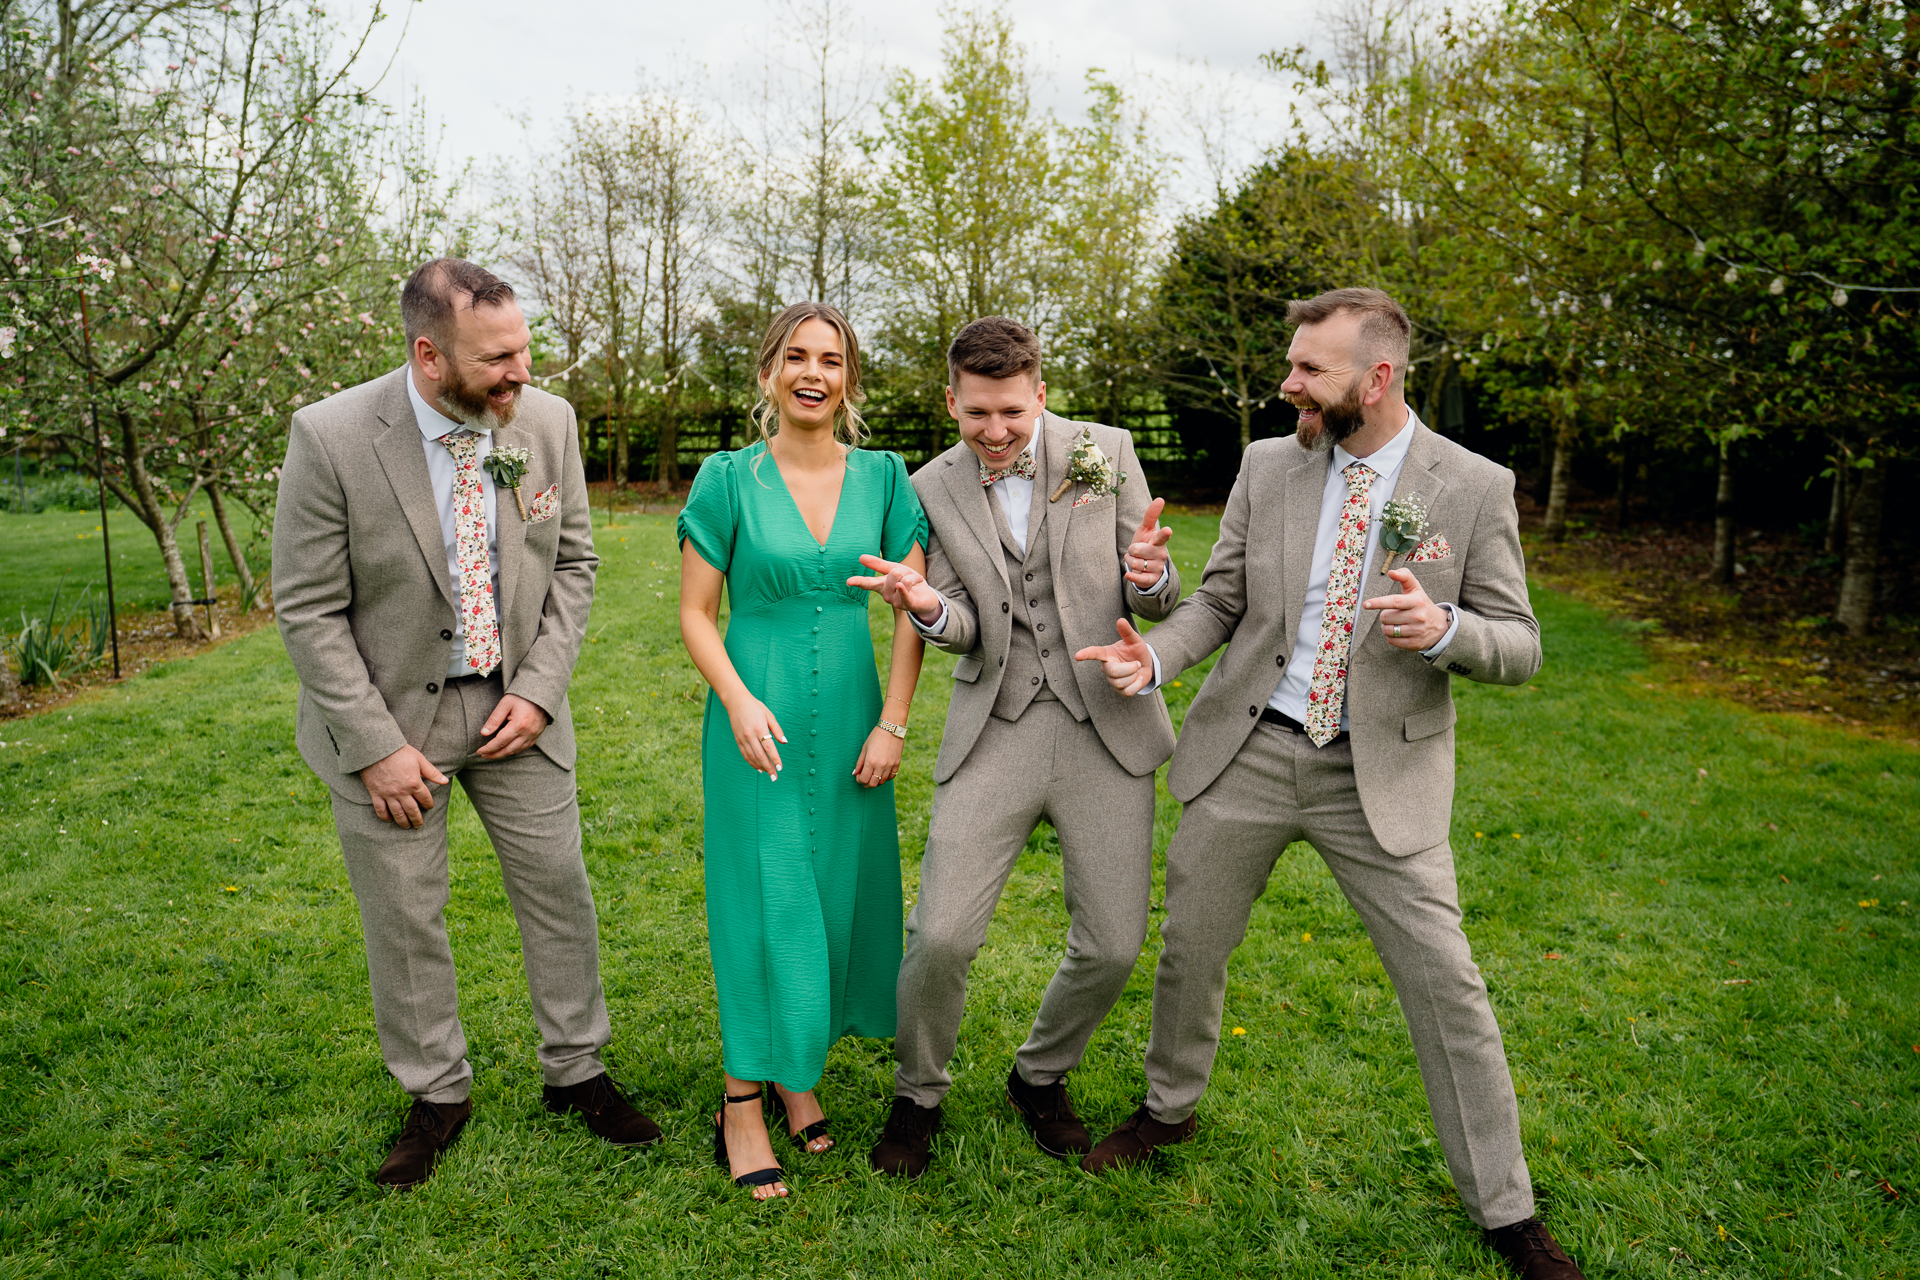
[205,481,257,606]
[1543,400,1577,542]
[1836,458,1886,635]
[1709,438,1737,586]
[1611,447,1631,530]
[115,410,207,640]
[614,413,630,487]
[655,375,681,487]
[0,640,20,710]
[1824,461,1849,555]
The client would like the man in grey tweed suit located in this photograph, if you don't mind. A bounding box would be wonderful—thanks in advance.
[1076,290,1585,1279]
[847,317,1180,1177]
[273,259,659,1190]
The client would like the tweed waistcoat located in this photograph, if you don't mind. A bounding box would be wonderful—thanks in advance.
[987,478,1088,723]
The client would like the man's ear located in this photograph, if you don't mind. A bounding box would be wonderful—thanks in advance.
[1033,379,1047,413]
[1362,360,1393,406]
[414,336,445,382]
[945,385,960,421]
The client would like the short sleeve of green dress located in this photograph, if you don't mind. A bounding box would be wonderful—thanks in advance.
[678,444,928,1091]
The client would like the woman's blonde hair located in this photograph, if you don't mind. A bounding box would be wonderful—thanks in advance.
[751,301,869,451]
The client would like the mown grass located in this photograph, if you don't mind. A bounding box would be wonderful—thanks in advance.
[0,507,1914,1278]
[0,498,265,625]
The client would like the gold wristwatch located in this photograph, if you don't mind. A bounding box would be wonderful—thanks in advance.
[878,718,908,740]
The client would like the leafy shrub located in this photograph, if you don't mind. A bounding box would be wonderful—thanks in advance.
[7,583,109,689]
[4,470,100,514]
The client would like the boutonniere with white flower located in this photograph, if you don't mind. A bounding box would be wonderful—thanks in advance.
[1049,427,1127,504]
[1377,494,1429,575]
[482,446,533,519]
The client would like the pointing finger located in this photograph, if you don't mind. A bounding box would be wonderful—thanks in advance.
[1115,617,1143,646]
[858,554,901,574]
[1134,497,1166,538]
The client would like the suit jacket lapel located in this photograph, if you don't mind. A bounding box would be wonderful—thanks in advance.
[1282,445,1330,655]
[371,376,456,610]
[940,448,1011,592]
[1358,422,1449,653]
[489,424,529,631]
[1042,412,1072,574]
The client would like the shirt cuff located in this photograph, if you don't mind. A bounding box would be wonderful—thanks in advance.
[910,599,950,639]
[1140,643,1165,695]
[1420,603,1461,658]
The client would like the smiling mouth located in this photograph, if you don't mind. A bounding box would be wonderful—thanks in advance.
[794,388,827,407]
[979,438,1016,457]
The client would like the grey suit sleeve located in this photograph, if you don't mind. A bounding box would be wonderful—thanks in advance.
[1431,469,1542,686]
[919,521,979,654]
[271,411,408,773]
[1141,445,1253,678]
[1114,430,1181,621]
[504,406,598,719]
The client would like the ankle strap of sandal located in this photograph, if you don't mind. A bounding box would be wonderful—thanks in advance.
[724,1089,765,1105]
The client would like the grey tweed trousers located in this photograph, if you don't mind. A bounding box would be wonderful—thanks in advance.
[1144,721,1534,1230]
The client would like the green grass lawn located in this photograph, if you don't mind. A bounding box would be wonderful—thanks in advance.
[0,507,1914,1278]
[0,498,266,626]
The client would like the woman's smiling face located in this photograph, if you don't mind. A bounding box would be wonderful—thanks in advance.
[773,317,846,432]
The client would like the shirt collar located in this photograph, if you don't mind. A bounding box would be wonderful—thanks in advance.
[407,368,486,443]
[1333,406,1416,479]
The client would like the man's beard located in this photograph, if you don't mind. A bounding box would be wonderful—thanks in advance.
[1290,375,1367,453]
[436,363,523,430]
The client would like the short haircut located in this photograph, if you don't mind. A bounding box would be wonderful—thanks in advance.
[947,315,1042,385]
[1286,287,1411,388]
[401,258,517,360]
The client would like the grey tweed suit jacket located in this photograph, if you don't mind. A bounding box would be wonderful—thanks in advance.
[912,412,1182,783]
[272,366,598,798]
[1146,421,1541,855]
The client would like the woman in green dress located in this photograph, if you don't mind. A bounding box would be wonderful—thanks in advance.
[677,301,927,1200]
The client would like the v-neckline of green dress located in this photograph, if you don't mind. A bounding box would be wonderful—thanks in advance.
[761,443,850,551]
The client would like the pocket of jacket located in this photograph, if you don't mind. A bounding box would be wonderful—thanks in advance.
[953,654,984,683]
[1403,700,1457,742]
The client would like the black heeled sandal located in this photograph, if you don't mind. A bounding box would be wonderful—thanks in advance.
[712,1089,785,1193]
[767,1085,834,1154]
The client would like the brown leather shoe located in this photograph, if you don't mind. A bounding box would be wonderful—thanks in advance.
[1005,1066,1092,1158]
[1080,1104,1198,1173]
[869,1095,942,1178]
[1483,1218,1587,1279]
[543,1073,663,1147]
[373,1097,472,1189]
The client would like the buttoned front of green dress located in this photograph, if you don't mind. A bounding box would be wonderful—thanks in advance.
[677,443,927,1090]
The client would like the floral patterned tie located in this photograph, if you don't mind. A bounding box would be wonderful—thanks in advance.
[979,450,1037,486]
[1303,460,1376,746]
[437,431,501,677]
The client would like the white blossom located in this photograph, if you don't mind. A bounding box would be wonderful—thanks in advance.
[1832,287,1848,307]
[1769,276,1786,295]
[1722,266,1739,285]
[0,326,14,358]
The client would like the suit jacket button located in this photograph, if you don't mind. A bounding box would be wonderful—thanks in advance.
[1248,705,1257,717]
[1275,654,1285,667]
[1032,677,1041,686]
[441,629,453,641]
[1025,573,1034,582]
[1002,602,1010,613]
[427,682,439,694]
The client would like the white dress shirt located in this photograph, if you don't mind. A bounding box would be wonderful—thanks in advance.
[407,373,501,677]
[913,428,1168,638]
[1145,409,1461,730]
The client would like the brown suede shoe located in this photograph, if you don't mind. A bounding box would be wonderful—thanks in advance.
[543,1073,663,1147]
[1005,1066,1092,1158]
[1483,1218,1587,1280]
[869,1095,942,1178]
[373,1097,472,1189]
[1080,1104,1198,1173]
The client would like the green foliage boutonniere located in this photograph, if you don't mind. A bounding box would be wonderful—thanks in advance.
[1378,494,1429,575]
[483,447,533,519]
[1049,427,1127,503]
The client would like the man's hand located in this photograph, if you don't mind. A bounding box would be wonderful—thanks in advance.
[848,554,943,624]
[1124,497,1174,589]
[477,692,548,760]
[361,745,448,828]
[1363,567,1449,650]
[1074,618,1156,696]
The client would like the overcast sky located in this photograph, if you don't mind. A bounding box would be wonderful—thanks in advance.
[348,0,1320,209]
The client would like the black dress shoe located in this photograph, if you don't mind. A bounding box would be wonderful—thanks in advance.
[373,1097,472,1189]
[1483,1218,1587,1280]
[869,1095,942,1178]
[1080,1104,1198,1173]
[1004,1066,1092,1158]
[543,1073,663,1147]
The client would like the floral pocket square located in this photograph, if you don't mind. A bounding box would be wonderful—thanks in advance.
[1069,487,1108,510]
[524,483,559,524]
[1407,534,1452,563]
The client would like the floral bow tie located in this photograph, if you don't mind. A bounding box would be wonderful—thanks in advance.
[979,450,1037,486]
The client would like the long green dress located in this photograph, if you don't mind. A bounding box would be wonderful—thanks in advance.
[677,443,928,1090]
